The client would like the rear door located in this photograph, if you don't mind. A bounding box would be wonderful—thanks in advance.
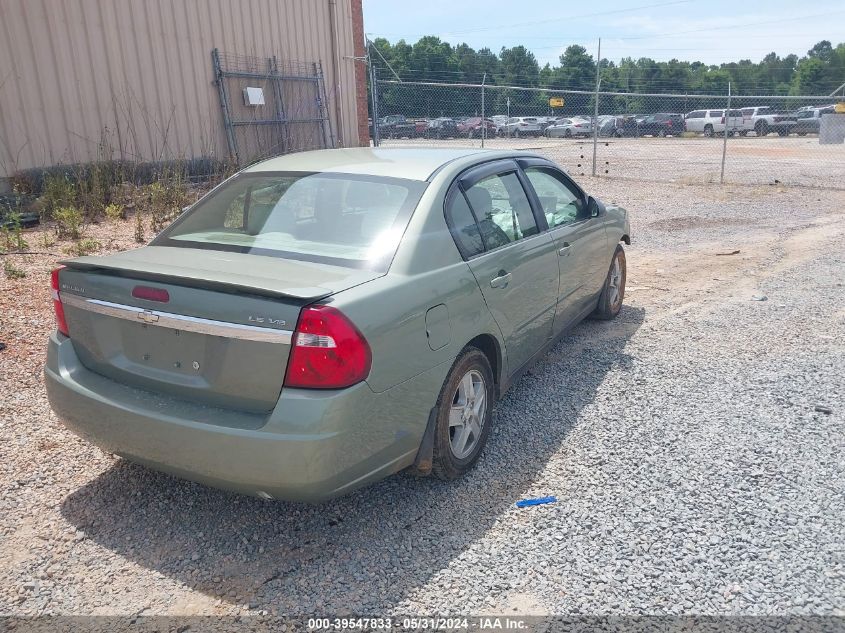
[519,161,608,331]
[447,160,559,374]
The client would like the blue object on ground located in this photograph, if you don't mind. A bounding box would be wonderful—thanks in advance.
[515,496,557,508]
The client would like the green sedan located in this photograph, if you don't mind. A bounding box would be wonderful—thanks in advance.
[44,148,630,502]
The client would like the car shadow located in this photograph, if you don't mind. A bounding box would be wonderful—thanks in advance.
[60,306,645,614]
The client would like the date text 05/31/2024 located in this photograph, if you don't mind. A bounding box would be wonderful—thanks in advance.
[307,617,529,630]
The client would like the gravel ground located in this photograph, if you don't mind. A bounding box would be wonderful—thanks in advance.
[382,135,845,190]
[1,178,844,619]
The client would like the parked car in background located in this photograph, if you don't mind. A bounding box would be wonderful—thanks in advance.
[499,117,542,137]
[424,117,459,139]
[599,116,638,137]
[490,115,509,133]
[792,105,836,135]
[545,117,593,138]
[44,147,631,502]
[739,106,797,136]
[378,115,418,139]
[456,117,496,138]
[684,109,743,137]
[637,113,685,137]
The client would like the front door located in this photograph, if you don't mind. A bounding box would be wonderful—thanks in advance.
[454,162,560,375]
[521,164,608,332]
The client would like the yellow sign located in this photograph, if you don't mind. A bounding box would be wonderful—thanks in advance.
[549,97,565,108]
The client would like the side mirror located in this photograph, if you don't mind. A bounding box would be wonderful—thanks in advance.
[586,196,600,218]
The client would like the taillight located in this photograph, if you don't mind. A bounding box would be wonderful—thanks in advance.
[721,116,725,124]
[284,305,371,389]
[50,266,69,337]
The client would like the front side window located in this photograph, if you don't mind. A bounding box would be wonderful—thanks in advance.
[155,173,426,270]
[463,171,538,249]
[524,168,584,228]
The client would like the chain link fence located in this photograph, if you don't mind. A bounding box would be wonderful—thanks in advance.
[373,79,845,189]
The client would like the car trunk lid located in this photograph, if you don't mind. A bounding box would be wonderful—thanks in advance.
[58,246,382,413]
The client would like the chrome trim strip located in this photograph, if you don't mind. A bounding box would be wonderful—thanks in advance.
[61,294,293,344]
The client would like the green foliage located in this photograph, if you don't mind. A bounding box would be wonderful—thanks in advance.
[53,206,83,240]
[104,202,126,221]
[370,38,845,118]
[3,260,26,279]
[64,238,101,257]
[42,174,76,219]
[1,213,28,252]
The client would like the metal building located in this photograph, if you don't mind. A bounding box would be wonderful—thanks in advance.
[0,0,369,179]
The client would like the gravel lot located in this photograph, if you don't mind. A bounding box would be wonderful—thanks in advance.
[1,175,844,619]
[382,135,845,189]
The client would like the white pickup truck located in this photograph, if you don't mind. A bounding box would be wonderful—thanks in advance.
[740,106,797,136]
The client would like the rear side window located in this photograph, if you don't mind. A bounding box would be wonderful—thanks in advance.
[708,110,723,117]
[687,111,704,118]
[464,172,538,248]
[445,191,485,258]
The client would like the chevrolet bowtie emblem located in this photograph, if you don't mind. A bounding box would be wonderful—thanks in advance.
[138,310,160,324]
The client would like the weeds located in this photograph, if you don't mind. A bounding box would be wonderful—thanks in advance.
[54,206,84,240]
[1,213,28,252]
[3,259,26,279]
[40,232,55,250]
[134,210,145,243]
[64,238,101,257]
[104,203,126,221]
[42,173,76,219]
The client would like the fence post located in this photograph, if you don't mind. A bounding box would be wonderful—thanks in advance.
[592,38,601,177]
[720,81,731,184]
[370,61,380,146]
[481,72,486,148]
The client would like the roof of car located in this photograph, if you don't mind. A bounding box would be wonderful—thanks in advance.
[245,147,511,181]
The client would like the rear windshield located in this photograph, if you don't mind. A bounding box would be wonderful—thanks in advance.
[154,172,427,270]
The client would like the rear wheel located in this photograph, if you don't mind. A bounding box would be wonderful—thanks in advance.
[591,245,626,320]
[756,121,769,137]
[432,348,495,480]
[658,129,667,137]
[565,129,572,138]
[704,125,714,138]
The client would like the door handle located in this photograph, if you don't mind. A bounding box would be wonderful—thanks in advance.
[490,272,512,288]
[558,242,572,256]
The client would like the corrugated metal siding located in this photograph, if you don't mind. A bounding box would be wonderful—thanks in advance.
[0,0,361,177]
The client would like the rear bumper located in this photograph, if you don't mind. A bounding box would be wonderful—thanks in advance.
[45,333,447,502]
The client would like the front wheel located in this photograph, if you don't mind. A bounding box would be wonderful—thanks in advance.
[432,348,495,480]
[591,245,626,320]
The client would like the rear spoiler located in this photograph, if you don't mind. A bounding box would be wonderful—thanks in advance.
[60,259,333,303]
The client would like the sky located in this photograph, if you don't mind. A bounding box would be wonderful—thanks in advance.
[362,0,844,67]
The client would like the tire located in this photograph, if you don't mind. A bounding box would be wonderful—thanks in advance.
[658,129,667,137]
[703,125,714,138]
[565,129,572,138]
[514,129,520,138]
[756,121,768,137]
[431,347,495,480]
[468,128,475,139]
[591,245,626,320]
[777,129,787,137]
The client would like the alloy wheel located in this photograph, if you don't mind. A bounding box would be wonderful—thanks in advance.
[448,369,487,460]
